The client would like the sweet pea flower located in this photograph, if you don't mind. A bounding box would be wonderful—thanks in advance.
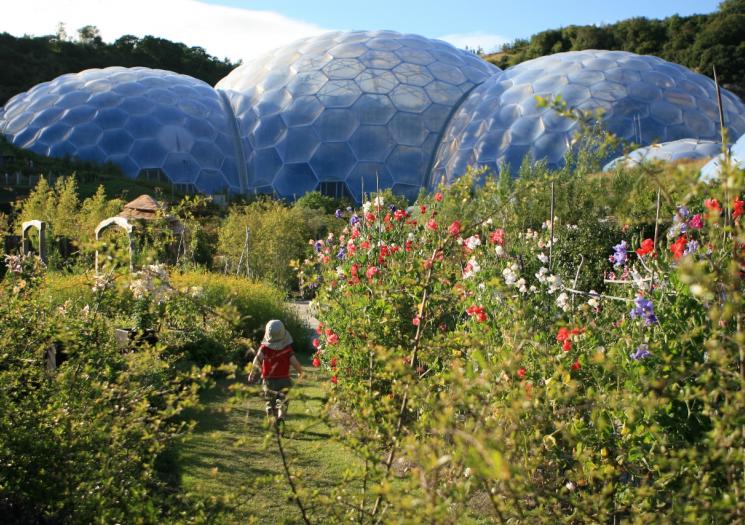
[537,252,549,264]
[312,357,321,367]
[635,239,654,257]
[689,214,703,229]
[517,367,526,379]
[335,209,343,219]
[734,197,745,220]
[489,229,505,245]
[427,219,438,231]
[448,221,462,237]
[684,239,699,256]
[466,304,488,322]
[612,241,628,267]
[336,247,346,260]
[327,332,340,345]
[571,360,581,371]
[464,234,481,251]
[630,296,657,325]
[366,266,379,280]
[704,198,722,214]
[463,257,481,279]
[412,316,420,326]
[670,235,687,260]
[350,214,360,226]
[630,344,651,360]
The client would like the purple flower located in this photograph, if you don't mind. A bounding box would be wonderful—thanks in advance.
[346,206,353,212]
[630,296,658,326]
[389,205,397,212]
[313,241,323,252]
[684,240,698,256]
[631,344,652,360]
[335,209,343,219]
[336,247,346,260]
[612,241,628,267]
[677,206,689,219]
[350,214,360,226]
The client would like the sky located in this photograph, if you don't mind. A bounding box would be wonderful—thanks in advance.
[0,0,722,63]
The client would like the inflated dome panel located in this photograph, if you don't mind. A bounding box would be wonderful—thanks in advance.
[0,67,245,194]
[700,132,745,181]
[603,139,722,171]
[216,30,499,201]
[430,50,745,188]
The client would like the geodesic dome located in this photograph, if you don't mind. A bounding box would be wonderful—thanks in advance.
[0,67,245,194]
[429,50,745,189]
[603,139,722,171]
[216,30,499,201]
[700,132,745,181]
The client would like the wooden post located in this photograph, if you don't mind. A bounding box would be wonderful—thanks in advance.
[549,181,555,270]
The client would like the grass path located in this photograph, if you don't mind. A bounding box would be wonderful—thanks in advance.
[177,352,360,524]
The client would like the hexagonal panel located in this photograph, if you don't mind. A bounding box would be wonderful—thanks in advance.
[310,142,357,181]
[313,109,360,141]
[349,125,395,161]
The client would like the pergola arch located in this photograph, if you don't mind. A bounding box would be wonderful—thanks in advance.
[94,216,134,273]
[21,220,47,264]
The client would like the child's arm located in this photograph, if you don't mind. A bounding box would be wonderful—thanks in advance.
[248,349,263,383]
[290,355,303,376]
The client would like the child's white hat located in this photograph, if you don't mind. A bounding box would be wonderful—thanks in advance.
[262,319,293,350]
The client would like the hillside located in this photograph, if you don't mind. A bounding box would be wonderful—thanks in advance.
[0,29,236,106]
[484,0,745,98]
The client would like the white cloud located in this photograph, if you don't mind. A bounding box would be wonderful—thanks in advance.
[438,31,510,54]
[0,0,330,63]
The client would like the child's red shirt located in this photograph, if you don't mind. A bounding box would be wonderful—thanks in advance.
[259,344,294,379]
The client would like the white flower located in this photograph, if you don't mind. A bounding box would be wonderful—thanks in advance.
[587,290,600,309]
[463,257,481,279]
[565,481,576,491]
[485,218,493,225]
[529,285,538,293]
[547,274,562,293]
[537,252,549,264]
[495,245,505,257]
[535,266,549,283]
[517,278,527,293]
[373,195,384,208]
[362,201,372,213]
[502,263,519,286]
[556,292,570,311]
[464,235,481,251]
[336,266,345,278]
[464,467,472,478]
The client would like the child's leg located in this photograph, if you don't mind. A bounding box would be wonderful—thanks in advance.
[263,382,277,419]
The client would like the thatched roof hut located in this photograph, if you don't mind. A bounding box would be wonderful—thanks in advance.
[118,195,183,233]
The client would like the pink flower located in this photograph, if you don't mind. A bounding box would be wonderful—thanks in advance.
[689,213,703,229]
[327,333,339,345]
[704,198,722,214]
[448,221,461,237]
[312,338,320,348]
[426,219,438,231]
[412,316,420,326]
[312,357,321,367]
[434,192,443,202]
[366,266,379,280]
[489,229,504,245]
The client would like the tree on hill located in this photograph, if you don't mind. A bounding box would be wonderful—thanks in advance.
[0,30,236,106]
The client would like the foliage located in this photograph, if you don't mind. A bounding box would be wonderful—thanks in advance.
[293,146,745,523]
[0,254,213,524]
[217,199,313,291]
[489,0,745,95]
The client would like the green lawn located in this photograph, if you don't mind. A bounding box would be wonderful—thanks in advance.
[177,353,360,524]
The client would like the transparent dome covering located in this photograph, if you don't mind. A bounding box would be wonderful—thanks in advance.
[700,132,745,181]
[0,67,245,194]
[430,50,745,189]
[216,30,499,201]
[603,139,722,171]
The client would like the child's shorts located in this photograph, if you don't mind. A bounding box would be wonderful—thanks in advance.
[263,377,292,414]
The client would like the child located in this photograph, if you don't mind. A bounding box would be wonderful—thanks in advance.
[248,320,303,424]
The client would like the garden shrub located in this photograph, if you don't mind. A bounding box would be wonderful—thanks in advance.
[297,160,745,523]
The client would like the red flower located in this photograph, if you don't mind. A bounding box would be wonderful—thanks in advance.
[434,192,443,202]
[426,219,438,231]
[325,328,333,337]
[365,212,376,222]
[366,266,379,280]
[315,323,323,335]
[635,238,654,257]
[448,221,461,237]
[351,228,360,239]
[394,209,408,221]
[556,326,583,351]
[466,304,488,322]
[330,375,337,384]
[405,240,413,252]
[412,316,420,326]
[489,229,505,245]
[312,338,320,348]
[420,205,427,214]
[330,357,337,369]
[562,340,572,352]
[360,240,370,250]
[327,333,339,345]
[704,198,722,214]
[312,357,321,367]
[734,197,745,219]
[571,360,581,371]
[670,235,687,260]
[517,367,526,379]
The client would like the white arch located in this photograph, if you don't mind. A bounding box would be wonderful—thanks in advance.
[94,217,134,273]
[21,220,47,264]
